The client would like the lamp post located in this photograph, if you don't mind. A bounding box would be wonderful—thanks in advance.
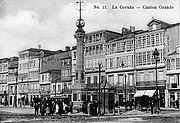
[122,61,127,111]
[153,48,160,111]
[103,76,107,115]
[98,63,101,115]
[124,73,127,103]
[14,70,18,108]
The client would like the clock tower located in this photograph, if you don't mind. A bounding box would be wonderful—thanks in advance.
[72,0,86,103]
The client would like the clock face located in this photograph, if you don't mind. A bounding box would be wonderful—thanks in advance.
[76,19,85,28]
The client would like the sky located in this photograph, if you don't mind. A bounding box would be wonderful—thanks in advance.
[0,0,179,58]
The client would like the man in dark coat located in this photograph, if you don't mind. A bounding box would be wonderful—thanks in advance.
[58,99,64,115]
[40,97,46,116]
[82,100,88,114]
[176,99,179,109]
[34,96,39,115]
[69,100,74,113]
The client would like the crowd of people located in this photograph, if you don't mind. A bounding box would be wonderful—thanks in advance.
[32,97,100,116]
[32,96,73,116]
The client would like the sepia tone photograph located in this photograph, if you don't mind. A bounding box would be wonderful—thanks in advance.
[0,0,180,122]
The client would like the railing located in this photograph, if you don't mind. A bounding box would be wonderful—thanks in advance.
[136,80,166,87]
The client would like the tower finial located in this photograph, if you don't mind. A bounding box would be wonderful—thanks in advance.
[76,0,84,20]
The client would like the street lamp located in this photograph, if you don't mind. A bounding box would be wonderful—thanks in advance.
[98,63,102,115]
[153,48,160,111]
[103,76,107,115]
[122,61,127,111]
[14,70,18,108]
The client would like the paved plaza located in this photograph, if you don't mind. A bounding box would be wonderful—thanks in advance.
[1,106,180,122]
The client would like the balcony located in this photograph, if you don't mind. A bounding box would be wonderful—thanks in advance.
[86,83,98,88]
[61,88,72,94]
[136,80,166,87]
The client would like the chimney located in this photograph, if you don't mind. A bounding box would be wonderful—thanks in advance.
[130,26,135,32]
[65,46,70,51]
[122,27,130,35]
[38,44,41,49]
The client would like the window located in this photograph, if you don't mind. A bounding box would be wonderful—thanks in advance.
[151,34,155,47]
[61,69,70,79]
[110,58,113,68]
[159,71,164,80]
[116,57,120,68]
[58,85,61,92]
[89,36,92,43]
[171,58,175,70]
[160,33,163,45]
[122,42,125,52]
[87,77,91,85]
[118,75,124,86]
[74,51,76,59]
[117,42,121,52]
[127,55,133,67]
[129,74,134,86]
[143,52,146,65]
[149,72,154,81]
[176,58,180,69]
[85,37,88,44]
[147,51,151,65]
[89,46,92,55]
[139,53,142,66]
[112,44,116,53]
[108,75,114,86]
[142,36,146,48]
[73,93,78,101]
[139,73,144,82]
[170,75,175,83]
[93,76,97,85]
[147,35,150,47]
[167,59,170,70]
[156,33,160,46]
[136,53,139,66]
[96,45,99,54]
[100,44,103,54]
[42,75,44,82]
[92,46,95,55]
[100,33,103,41]
[138,37,142,49]
[152,24,157,30]
[53,85,55,92]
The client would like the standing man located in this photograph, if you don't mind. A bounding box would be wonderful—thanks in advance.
[69,100,74,113]
[176,99,179,109]
[151,99,154,115]
[34,96,39,116]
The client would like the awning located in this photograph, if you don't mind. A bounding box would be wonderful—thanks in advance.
[144,90,156,97]
[134,90,146,97]
[134,90,156,97]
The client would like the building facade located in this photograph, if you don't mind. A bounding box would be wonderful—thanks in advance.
[7,57,18,106]
[104,18,180,108]
[0,58,9,105]
[41,46,72,98]
[166,46,180,108]
[18,48,55,105]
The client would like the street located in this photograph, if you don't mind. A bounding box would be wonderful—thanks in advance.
[0,106,180,123]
